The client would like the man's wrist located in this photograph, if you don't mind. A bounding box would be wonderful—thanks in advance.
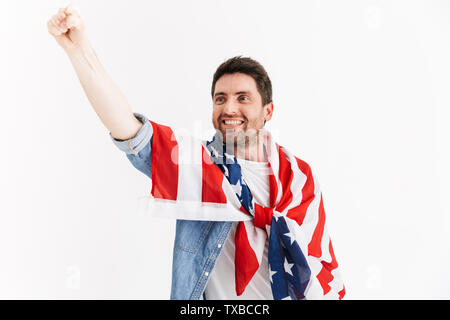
[66,41,105,76]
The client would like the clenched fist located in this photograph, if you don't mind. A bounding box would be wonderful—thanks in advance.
[47,4,88,52]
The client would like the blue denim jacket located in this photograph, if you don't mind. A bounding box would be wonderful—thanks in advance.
[110,113,232,300]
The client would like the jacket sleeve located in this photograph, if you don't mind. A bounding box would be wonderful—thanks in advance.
[109,112,153,179]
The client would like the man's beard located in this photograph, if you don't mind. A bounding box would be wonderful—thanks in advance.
[215,116,267,159]
[222,127,260,148]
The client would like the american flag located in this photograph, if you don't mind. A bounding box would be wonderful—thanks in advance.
[147,120,345,300]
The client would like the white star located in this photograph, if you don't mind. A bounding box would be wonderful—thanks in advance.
[231,179,242,197]
[283,231,295,245]
[269,265,277,284]
[283,258,294,277]
[210,146,218,158]
[224,152,235,163]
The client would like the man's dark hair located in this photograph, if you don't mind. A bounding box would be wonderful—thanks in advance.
[211,56,273,106]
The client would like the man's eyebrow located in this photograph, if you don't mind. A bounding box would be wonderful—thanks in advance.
[214,91,252,97]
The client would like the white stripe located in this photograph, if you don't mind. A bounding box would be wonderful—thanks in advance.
[303,171,323,250]
[266,135,282,205]
[304,262,326,299]
[140,196,252,221]
[175,131,203,202]
[282,148,307,212]
[221,169,245,209]
[319,223,332,263]
[323,289,339,300]
[326,267,344,299]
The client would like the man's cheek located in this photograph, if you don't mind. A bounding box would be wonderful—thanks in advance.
[213,117,220,129]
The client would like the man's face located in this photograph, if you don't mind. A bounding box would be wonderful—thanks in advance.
[212,72,273,147]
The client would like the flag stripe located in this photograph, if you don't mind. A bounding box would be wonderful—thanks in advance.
[286,157,315,226]
[235,221,260,296]
[271,143,283,205]
[267,163,278,208]
[338,286,346,300]
[282,149,306,212]
[202,147,227,203]
[308,194,326,258]
[150,121,179,200]
[176,132,203,202]
[275,146,294,213]
[317,239,339,295]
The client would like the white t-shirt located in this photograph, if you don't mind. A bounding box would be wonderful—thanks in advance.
[204,158,273,300]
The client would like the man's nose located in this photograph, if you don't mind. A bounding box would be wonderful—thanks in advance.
[222,100,239,114]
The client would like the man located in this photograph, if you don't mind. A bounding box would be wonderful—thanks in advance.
[48,4,345,300]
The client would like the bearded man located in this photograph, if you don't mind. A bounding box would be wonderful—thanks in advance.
[48,4,345,300]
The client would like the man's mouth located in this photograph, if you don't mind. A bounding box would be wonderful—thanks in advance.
[221,119,245,129]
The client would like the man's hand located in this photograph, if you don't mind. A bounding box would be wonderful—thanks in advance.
[47,4,88,52]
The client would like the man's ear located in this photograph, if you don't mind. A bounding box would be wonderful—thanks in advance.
[264,102,274,123]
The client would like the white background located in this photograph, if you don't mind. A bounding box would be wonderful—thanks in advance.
[1,0,449,299]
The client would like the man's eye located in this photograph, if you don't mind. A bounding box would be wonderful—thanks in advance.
[239,96,249,101]
[216,97,224,102]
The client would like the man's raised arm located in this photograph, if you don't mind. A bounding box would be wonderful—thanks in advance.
[47,4,142,141]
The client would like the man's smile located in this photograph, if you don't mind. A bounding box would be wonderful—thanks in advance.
[220,118,245,130]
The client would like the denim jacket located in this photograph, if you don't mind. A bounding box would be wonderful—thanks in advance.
[110,113,232,300]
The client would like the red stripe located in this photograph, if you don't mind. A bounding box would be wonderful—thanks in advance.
[317,266,333,295]
[316,240,339,295]
[234,221,259,296]
[308,194,326,257]
[286,157,315,226]
[149,121,179,200]
[338,286,346,300]
[201,147,227,203]
[275,146,293,213]
[253,203,274,228]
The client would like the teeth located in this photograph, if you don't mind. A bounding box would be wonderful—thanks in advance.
[224,120,243,125]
